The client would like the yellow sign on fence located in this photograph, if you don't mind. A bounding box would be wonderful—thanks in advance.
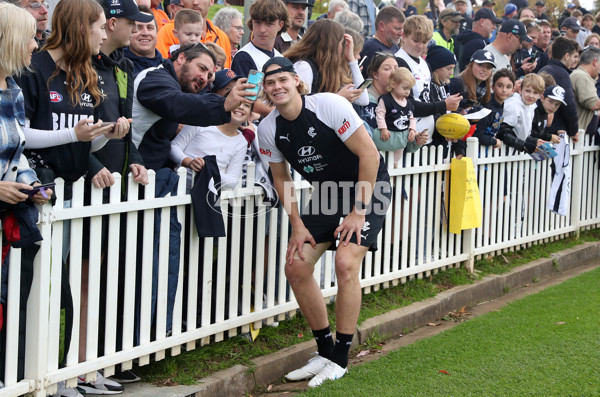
[449,157,482,234]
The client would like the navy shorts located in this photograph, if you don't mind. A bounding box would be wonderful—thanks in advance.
[300,178,392,251]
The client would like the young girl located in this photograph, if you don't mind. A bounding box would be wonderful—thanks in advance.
[375,67,419,166]
[169,102,252,191]
[449,49,495,113]
[473,68,516,150]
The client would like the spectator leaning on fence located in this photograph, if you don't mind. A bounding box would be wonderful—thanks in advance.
[132,43,254,171]
[0,3,53,386]
[539,36,581,141]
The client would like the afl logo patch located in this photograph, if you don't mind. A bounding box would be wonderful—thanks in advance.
[49,91,63,102]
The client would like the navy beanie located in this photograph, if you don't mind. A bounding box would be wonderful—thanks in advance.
[426,45,457,72]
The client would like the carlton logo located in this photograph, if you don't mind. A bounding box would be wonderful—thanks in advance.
[337,119,350,135]
[297,146,315,157]
[259,148,271,157]
[49,91,63,103]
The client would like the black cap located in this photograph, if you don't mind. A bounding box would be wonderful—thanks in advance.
[500,19,532,42]
[104,0,153,22]
[482,0,496,6]
[535,0,544,6]
[282,0,314,6]
[561,17,581,31]
[262,57,296,76]
[470,49,496,67]
[543,85,567,105]
[212,69,241,91]
[474,8,502,23]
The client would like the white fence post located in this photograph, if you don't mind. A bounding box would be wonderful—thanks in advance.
[570,130,585,238]
[463,137,479,273]
[23,201,53,396]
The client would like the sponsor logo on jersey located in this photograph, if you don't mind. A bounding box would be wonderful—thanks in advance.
[307,127,316,138]
[259,148,272,157]
[49,91,63,103]
[81,93,92,103]
[279,133,290,142]
[298,146,315,157]
[303,165,314,173]
[337,118,350,135]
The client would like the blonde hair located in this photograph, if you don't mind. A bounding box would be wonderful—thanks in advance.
[259,71,309,106]
[204,42,226,67]
[522,73,545,94]
[387,67,415,92]
[0,3,36,77]
[403,15,434,42]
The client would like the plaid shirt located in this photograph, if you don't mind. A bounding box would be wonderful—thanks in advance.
[347,0,376,38]
[0,77,38,184]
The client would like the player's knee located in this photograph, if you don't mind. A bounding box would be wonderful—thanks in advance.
[334,254,360,284]
[285,260,312,284]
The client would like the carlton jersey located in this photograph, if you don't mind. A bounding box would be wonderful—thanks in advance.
[258,93,387,183]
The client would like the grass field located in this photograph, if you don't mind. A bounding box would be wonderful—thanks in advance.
[303,267,600,396]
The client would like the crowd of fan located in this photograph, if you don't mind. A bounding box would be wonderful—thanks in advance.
[1,0,599,394]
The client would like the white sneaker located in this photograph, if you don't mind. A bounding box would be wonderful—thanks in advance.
[307,361,347,388]
[78,372,124,394]
[52,381,84,397]
[285,354,331,381]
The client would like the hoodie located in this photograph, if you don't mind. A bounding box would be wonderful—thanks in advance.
[455,30,489,72]
[92,49,145,175]
[123,47,164,77]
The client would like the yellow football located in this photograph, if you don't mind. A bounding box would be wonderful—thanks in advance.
[435,113,470,140]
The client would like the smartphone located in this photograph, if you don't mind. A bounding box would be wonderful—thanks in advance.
[101,121,116,128]
[357,78,373,91]
[358,55,368,68]
[19,182,56,197]
[247,70,264,101]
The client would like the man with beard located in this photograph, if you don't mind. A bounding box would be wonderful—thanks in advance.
[359,6,405,77]
[132,44,254,170]
[10,0,49,47]
[275,0,313,53]
[432,9,464,54]
[455,8,502,72]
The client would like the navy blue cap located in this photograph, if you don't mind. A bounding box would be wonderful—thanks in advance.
[500,19,533,42]
[474,8,502,23]
[212,69,241,91]
[504,3,517,15]
[262,57,296,76]
[470,49,496,67]
[561,17,581,31]
[104,0,153,22]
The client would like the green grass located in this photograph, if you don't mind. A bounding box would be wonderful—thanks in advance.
[136,229,600,385]
[303,267,600,396]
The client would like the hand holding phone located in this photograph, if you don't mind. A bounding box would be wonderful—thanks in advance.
[19,182,56,198]
[247,70,264,101]
[356,78,373,91]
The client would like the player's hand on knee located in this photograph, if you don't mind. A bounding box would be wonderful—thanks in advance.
[335,211,365,246]
[287,225,316,265]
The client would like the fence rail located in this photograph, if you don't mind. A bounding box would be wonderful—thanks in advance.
[1,135,599,396]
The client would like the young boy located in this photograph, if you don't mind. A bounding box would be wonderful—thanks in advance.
[168,9,204,57]
[473,68,516,149]
[395,15,462,143]
[496,73,546,153]
[530,85,566,143]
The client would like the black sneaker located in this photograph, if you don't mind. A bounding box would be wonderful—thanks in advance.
[109,370,140,384]
[78,372,124,395]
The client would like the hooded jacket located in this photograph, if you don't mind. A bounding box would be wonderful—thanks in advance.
[455,30,489,72]
[539,59,579,137]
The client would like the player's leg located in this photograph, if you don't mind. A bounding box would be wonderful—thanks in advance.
[306,242,367,388]
[285,242,335,381]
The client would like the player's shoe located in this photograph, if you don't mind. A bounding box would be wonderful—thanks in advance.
[307,361,347,388]
[285,354,331,381]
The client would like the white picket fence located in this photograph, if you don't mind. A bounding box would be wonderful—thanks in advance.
[1,135,599,396]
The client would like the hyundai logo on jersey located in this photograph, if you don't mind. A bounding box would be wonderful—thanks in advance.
[298,146,316,157]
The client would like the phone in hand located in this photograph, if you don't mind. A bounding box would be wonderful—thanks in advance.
[356,78,373,91]
[19,182,56,198]
[247,70,264,101]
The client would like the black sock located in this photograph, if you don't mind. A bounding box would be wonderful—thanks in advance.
[331,332,353,368]
[312,326,334,360]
